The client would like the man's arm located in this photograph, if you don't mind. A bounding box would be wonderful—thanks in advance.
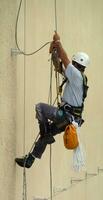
[49,32,70,68]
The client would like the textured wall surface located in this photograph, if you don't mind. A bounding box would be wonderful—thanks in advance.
[0,0,17,200]
[1,0,103,200]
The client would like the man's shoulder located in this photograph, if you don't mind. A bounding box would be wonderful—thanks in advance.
[65,63,82,78]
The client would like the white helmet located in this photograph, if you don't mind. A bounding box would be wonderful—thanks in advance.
[72,52,90,67]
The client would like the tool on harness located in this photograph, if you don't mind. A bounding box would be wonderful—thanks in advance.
[63,124,79,149]
[55,106,73,129]
[63,103,83,117]
[55,104,84,130]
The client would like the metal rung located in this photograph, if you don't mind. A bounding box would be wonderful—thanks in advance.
[71,178,84,184]
[98,167,103,172]
[85,172,97,178]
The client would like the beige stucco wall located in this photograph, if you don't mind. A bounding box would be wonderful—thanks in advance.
[0,0,17,200]
[1,0,103,200]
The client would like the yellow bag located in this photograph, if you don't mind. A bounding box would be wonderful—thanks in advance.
[63,124,79,150]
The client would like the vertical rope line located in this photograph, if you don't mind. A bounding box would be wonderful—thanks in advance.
[54,0,57,32]
[50,144,52,200]
[23,0,27,200]
[23,0,26,158]
[49,60,54,200]
[54,0,61,106]
[55,71,59,106]
[54,0,59,105]
[48,59,53,105]
[23,169,27,200]
[49,1,58,200]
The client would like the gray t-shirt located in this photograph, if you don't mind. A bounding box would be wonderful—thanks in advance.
[62,63,83,107]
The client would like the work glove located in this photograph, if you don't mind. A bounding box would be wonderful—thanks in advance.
[49,31,61,53]
[53,31,60,41]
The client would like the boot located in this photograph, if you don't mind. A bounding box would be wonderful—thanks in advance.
[15,153,35,168]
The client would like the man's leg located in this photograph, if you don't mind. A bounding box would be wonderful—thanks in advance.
[15,136,48,168]
[31,136,47,159]
[15,153,35,168]
[15,103,69,168]
[35,103,58,144]
[35,103,57,122]
[15,103,57,168]
[35,103,71,138]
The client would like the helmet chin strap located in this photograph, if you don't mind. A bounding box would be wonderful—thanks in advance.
[72,61,85,73]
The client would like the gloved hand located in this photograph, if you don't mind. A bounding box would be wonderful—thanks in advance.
[53,31,60,41]
[49,31,61,53]
[49,31,70,68]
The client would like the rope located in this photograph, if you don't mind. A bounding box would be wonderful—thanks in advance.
[48,59,54,200]
[49,1,59,200]
[55,70,60,106]
[15,0,51,56]
[54,0,58,32]
[21,1,41,199]
[48,59,53,105]
[22,168,27,200]
[22,0,27,200]
[49,145,53,200]
[15,1,60,200]
[54,0,61,106]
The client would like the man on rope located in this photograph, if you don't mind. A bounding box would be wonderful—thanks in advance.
[15,32,90,168]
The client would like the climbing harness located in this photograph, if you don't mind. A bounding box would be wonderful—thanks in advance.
[51,48,89,131]
[58,72,89,105]
[58,73,89,117]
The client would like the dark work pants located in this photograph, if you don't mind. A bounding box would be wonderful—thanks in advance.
[32,103,70,159]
